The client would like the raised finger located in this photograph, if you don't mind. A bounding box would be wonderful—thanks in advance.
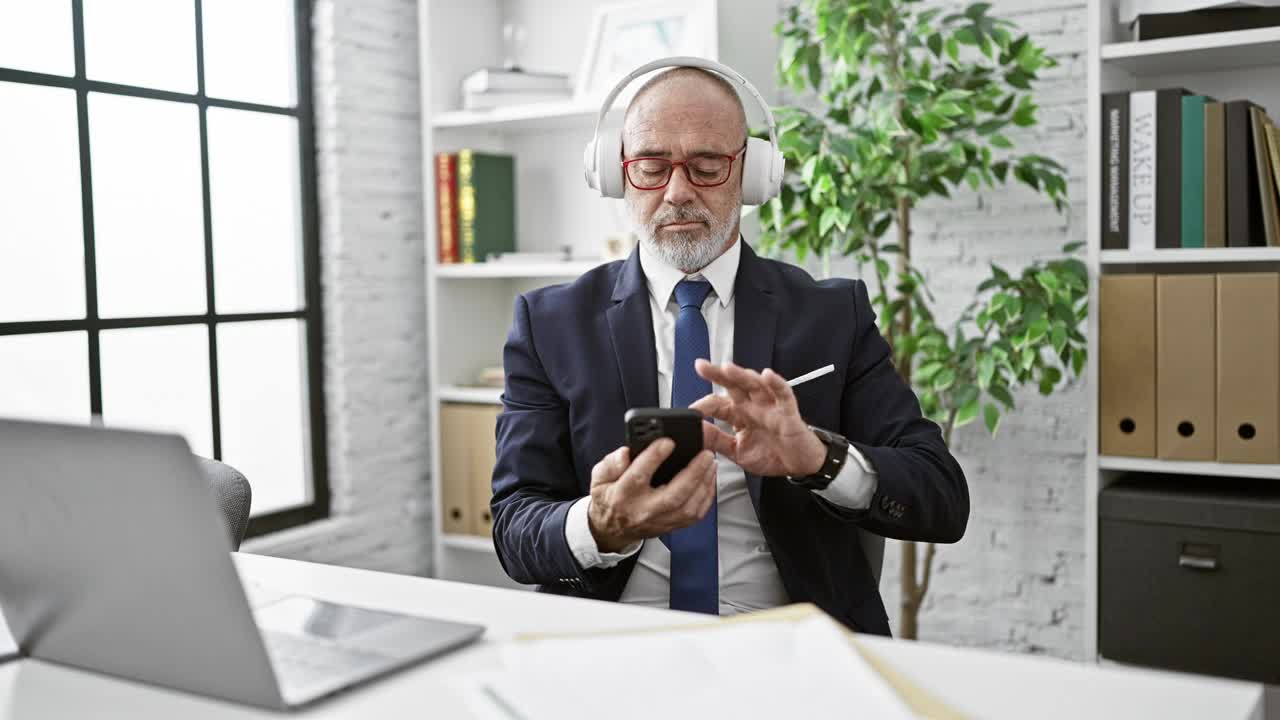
[689,394,748,429]
[700,419,738,460]
[722,362,772,403]
[761,368,800,414]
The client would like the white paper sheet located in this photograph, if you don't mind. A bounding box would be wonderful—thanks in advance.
[464,614,914,720]
[0,609,16,661]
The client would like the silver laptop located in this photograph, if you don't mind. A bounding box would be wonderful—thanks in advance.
[0,418,484,710]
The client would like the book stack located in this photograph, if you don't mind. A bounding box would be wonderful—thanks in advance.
[1121,1,1280,41]
[434,150,515,264]
[1100,88,1280,250]
[460,67,572,111]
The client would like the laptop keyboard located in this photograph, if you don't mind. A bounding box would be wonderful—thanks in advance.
[263,630,391,689]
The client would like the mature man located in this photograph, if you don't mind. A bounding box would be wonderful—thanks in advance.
[490,63,968,634]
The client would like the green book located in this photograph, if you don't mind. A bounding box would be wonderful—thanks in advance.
[1181,95,1208,248]
[457,149,516,263]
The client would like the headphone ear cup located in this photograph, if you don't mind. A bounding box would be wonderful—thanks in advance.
[596,131,625,199]
[740,136,782,205]
[582,138,600,191]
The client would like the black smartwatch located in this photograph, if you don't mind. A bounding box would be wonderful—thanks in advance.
[785,425,849,490]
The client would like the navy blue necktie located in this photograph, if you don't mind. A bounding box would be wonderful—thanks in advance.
[663,279,718,614]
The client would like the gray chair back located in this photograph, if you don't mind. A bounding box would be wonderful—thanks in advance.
[195,457,252,550]
[857,527,885,586]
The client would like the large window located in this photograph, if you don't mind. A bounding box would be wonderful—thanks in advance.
[0,0,326,536]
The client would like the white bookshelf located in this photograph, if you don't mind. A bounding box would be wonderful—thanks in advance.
[417,0,779,586]
[433,260,604,279]
[1086,0,1280,663]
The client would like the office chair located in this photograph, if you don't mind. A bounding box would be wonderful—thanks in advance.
[858,529,885,587]
[195,457,252,550]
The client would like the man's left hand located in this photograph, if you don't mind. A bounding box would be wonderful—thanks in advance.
[689,359,828,478]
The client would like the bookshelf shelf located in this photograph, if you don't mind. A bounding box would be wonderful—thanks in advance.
[1098,456,1280,480]
[433,260,604,279]
[432,102,608,132]
[439,385,503,404]
[1100,247,1280,265]
[1101,26,1280,75]
[442,534,498,552]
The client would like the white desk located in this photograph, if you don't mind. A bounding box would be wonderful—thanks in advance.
[0,553,1265,719]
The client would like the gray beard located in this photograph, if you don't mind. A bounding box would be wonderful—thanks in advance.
[630,203,738,273]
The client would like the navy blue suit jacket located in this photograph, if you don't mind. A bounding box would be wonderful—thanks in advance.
[490,243,968,635]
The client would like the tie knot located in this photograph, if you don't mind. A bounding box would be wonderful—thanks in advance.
[674,280,713,310]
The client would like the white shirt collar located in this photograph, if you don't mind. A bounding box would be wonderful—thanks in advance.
[638,235,741,309]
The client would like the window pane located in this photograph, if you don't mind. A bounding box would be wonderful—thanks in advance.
[89,93,206,318]
[100,324,212,457]
[0,82,85,322]
[208,109,302,313]
[218,319,310,515]
[203,0,297,107]
[0,332,89,424]
[0,2,74,76]
[83,0,196,93]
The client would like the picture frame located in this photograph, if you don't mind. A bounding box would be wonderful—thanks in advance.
[573,0,717,105]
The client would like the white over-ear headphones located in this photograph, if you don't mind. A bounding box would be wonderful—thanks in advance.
[581,56,785,206]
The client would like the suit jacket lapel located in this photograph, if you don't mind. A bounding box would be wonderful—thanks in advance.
[606,248,659,412]
[732,243,777,516]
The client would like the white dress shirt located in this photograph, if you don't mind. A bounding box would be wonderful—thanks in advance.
[565,237,878,615]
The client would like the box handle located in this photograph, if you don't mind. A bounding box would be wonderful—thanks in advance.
[1178,542,1219,571]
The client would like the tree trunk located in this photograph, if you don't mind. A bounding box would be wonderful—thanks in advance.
[895,194,924,640]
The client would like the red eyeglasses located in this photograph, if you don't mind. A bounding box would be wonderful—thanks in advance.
[621,144,747,190]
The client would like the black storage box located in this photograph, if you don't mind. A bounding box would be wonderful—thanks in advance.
[1099,475,1280,684]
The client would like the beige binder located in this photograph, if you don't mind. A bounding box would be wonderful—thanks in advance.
[1216,273,1280,463]
[469,404,502,537]
[1100,275,1157,457]
[439,403,474,535]
[1156,275,1216,460]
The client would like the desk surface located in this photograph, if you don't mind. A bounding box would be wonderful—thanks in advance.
[0,553,1265,719]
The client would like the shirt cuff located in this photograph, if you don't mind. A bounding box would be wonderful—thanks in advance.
[565,496,642,570]
[813,444,879,510]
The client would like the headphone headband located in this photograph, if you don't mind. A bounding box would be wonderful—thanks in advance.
[590,55,779,150]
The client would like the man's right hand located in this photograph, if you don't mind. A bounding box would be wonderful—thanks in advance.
[587,439,717,553]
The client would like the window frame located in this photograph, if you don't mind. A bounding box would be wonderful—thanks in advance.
[0,0,328,538]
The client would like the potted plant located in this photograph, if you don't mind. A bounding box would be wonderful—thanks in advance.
[761,0,1088,639]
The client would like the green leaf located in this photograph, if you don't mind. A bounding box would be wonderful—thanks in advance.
[989,383,1015,409]
[916,361,946,383]
[955,383,980,410]
[801,156,818,184]
[946,36,959,62]
[990,134,1013,149]
[1051,326,1067,355]
[1072,347,1087,376]
[977,354,996,389]
[928,33,943,57]
[1037,271,1060,291]
[819,206,840,236]
[984,403,1001,435]
[956,395,981,426]
[933,368,957,391]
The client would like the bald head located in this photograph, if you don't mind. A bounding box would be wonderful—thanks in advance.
[622,67,748,149]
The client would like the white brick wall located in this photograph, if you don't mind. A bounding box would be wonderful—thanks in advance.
[249,0,1091,660]
[243,0,435,576]
[780,0,1089,658]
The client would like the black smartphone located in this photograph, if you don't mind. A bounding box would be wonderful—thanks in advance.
[624,408,704,487]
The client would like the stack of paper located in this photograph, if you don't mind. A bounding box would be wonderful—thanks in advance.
[463,612,917,720]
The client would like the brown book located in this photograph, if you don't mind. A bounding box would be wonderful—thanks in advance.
[468,404,501,538]
[1204,102,1226,248]
[1251,108,1280,247]
[1268,121,1280,213]
[439,403,474,534]
[435,152,458,263]
[1156,275,1215,460]
[1100,275,1157,458]
[1216,273,1280,463]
